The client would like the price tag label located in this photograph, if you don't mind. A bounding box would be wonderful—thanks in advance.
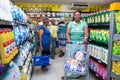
[96,73,99,77]
[98,59,102,63]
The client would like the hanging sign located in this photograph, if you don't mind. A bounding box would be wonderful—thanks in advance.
[15,3,61,12]
[82,5,109,12]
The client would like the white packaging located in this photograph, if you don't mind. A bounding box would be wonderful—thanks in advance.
[100,48,105,62]
[88,44,91,55]
[95,46,99,59]
[98,47,101,59]
[104,48,108,64]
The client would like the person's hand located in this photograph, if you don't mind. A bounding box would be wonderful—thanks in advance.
[67,40,72,44]
[83,39,88,44]
[40,46,43,50]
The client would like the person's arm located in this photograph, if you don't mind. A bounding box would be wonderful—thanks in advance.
[39,29,44,50]
[66,27,71,42]
[83,27,89,44]
[49,26,53,37]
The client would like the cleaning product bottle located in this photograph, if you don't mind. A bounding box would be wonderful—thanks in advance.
[0,29,10,64]
[6,29,13,60]
[4,29,11,63]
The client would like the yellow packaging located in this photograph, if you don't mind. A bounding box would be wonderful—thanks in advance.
[112,61,117,72]
[0,29,11,64]
[111,78,118,80]
[9,29,18,59]
[116,62,120,75]
[20,73,29,80]
[7,29,13,60]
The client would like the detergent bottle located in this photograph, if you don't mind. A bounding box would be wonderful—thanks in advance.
[7,29,14,60]
[9,29,18,58]
[6,29,13,60]
[0,29,10,64]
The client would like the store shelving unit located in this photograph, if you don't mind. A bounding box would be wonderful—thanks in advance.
[0,19,34,80]
[107,4,120,80]
[87,12,110,80]
[0,20,18,80]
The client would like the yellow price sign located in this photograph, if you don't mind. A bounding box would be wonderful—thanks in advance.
[82,5,109,12]
[15,3,61,12]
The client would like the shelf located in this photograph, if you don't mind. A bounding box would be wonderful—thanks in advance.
[111,72,117,78]
[113,34,120,41]
[90,55,107,67]
[0,20,28,27]
[88,23,110,29]
[89,68,103,80]
[112,55,120,61]
[111,72,120,79]
[14,21,28,26]
[0,20,14,26]
[89,40,108,48]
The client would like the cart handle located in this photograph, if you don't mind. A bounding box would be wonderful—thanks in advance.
[66,41,83,44]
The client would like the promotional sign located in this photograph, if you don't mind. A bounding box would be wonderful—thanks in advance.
[82,5,109,12]
[15,3,61,12]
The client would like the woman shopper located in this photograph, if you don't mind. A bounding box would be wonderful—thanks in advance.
[61,11,89,80]
[39,17,51,71]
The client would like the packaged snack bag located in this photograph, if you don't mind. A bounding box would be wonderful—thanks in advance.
[105,10,110,23]
[112,61,117,72]
[116,61,120,75]
[115,11,120,34]
[112,41,120,56]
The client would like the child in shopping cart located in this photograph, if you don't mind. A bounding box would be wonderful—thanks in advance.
[64,50,86,73]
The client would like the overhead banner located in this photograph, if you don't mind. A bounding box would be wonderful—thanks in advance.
[15,3,61,12]
[82,5,109,12]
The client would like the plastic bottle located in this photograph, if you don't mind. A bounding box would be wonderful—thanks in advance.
[9,29,18,58]
[6,29,13,60]
[0,29,10,64]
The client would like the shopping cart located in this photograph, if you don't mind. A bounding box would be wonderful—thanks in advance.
[33,56,50,66]
[64,42,89,80]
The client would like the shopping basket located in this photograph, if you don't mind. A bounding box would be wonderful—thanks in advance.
[64,42,89,80]
[33,56,50,66]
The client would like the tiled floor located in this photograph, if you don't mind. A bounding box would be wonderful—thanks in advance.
[31,53,98,80]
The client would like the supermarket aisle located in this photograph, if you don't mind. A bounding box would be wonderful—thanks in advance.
[31,53,98,80]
